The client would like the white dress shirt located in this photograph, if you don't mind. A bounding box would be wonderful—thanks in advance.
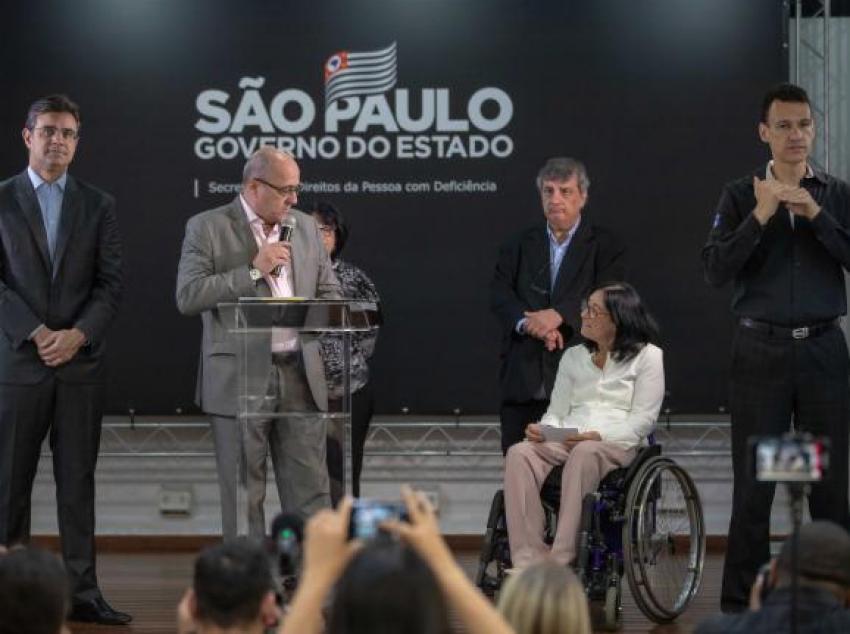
[539,343,665,450]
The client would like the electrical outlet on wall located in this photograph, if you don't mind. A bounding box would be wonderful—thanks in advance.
[159,486,193,516]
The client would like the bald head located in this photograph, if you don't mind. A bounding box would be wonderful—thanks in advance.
[240,147,301,226]
[242,147,297,185]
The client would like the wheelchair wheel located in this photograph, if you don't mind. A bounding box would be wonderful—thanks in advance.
[475,489,510,597]
[622,456,705,623]
[602,573,622,631]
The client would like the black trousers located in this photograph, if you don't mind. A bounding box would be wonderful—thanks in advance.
[0,376,104,603]
[721,324,850,611]
[327,383,375,503]
[499,399,549,455]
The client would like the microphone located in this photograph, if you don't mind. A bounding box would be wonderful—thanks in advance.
[273,215,297,278]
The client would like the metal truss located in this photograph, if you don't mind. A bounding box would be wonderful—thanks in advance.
[791,0,836,172]
[96,419,214,458]
[66,416,734,486]
[362,418,733,483]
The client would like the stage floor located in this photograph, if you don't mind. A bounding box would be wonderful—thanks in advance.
[67,550,722,633]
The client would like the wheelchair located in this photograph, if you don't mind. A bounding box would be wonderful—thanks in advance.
[475,441,706,630]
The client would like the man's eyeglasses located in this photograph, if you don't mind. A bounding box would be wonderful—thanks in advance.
[581,301,609,318]
[254,177,302,197]
[32,126,79,141]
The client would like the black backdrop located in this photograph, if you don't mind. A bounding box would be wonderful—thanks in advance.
[0,0,786,415]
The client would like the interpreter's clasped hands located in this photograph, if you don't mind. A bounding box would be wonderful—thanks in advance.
[753,176,820,224]
[781,186,820,219]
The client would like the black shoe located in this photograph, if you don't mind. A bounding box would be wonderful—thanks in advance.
[720,600,748,614]
[69,597,133,625]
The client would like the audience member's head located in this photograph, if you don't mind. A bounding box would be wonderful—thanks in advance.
[497,561,591,634]
[0,546,70,634]
[188,538,276,632]
[327,536,451,634]
[773,520,850,604]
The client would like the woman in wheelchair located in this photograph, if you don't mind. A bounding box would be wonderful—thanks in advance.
[504,282,664,571]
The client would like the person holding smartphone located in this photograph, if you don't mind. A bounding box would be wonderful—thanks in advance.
[503,282,664,570]
[280,487,514,634]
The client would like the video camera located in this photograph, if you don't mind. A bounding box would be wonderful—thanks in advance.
[268,513,303,606]
[751,432,830,483]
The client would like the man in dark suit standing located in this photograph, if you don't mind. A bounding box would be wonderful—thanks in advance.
[491,157,626,454]
[0,95,128,624]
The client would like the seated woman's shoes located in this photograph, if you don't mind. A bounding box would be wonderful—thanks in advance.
[69,597,133,625]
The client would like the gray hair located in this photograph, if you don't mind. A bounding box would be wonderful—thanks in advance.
[535,157,590,193]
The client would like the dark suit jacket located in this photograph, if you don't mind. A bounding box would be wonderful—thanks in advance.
[0,171,123,385]
[490,220,625,403]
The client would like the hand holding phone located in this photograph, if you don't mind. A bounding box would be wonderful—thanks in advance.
[348,499,408,540]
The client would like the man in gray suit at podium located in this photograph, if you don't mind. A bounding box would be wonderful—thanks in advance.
[177,147,340,538]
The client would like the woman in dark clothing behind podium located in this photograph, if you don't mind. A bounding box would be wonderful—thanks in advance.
[306,201,380,501]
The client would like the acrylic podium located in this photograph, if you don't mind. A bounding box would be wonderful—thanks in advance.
[219,298,381,536]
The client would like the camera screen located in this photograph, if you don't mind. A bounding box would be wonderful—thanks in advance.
[349,501,405,540]
[753,436,829,482]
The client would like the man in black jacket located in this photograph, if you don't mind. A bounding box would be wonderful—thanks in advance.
[490,157,626,454]
[0,95,128,624]
[703,83,850,612]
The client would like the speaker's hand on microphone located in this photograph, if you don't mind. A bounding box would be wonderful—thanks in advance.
[252,242,291,275]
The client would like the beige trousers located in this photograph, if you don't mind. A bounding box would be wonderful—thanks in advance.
[504,439,635,568]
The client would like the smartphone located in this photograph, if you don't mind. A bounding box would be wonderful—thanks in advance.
[348,499,408,540]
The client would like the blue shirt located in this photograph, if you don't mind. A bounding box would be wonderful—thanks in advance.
[547,217,580,290]
[27,166,67,263]
[515,218,582,334]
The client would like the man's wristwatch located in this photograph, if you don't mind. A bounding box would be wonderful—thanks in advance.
[248,266,263,282]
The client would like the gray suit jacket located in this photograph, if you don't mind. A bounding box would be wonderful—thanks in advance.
[176,198,340,416]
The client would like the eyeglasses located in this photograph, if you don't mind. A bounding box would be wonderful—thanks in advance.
[770,120,813,133]
[254,178,302,197]
[316,224,335,235]
[581,301,609,318]
[32,126,79,141]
